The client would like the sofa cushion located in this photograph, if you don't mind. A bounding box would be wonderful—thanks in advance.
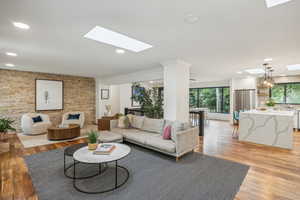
[141,117,165,134]
[131,116,145,129]
[145,134,176,153]
[122,131,148,144]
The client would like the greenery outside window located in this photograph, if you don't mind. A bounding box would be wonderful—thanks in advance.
[270,83,300,104]
[189,87,230,113]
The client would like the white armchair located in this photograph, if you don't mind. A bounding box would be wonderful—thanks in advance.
[21,113,52,135]
[61,112,85,128]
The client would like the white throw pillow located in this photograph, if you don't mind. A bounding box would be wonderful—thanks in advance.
[131,115,145,129]
[141,117,165,134]
[118,116,129,129]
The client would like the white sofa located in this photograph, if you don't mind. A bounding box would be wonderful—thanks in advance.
[61,112,85,128]
[21,113,52,135]
[110,115,198,160]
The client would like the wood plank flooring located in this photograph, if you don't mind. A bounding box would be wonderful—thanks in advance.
[1,120,300,200]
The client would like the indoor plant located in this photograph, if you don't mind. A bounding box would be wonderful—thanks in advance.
[131,83,163,119]
[0,117,16,135]
[87,131,98,150]
[266,98,275,107]
[0,117,16,153]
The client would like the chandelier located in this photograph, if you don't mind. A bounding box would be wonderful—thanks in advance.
[263,63,274,88]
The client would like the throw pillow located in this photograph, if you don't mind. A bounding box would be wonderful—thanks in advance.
[32,116,43,123]
[126,114,134,124]
[162,125,172,140]
[118,116,130,129]
[131,115,145,129]
[68,114,80,120]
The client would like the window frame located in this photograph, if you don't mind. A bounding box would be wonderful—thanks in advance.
[269,82,300,105]
[189,86,230,114]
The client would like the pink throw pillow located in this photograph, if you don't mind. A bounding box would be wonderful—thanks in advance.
[163,125,172,140]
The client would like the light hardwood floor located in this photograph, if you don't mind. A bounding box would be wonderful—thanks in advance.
[1,120,300,200]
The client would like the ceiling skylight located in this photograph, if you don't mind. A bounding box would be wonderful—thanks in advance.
[84,26,153,52]
[287,64,300,71]
[265,0,292,8]
[245,68,265,74]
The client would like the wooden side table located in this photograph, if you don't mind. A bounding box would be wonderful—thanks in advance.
[97,116,118,131]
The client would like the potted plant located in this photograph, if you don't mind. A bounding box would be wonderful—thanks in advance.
[87,131,98,150]
[0,118,16,137]
[266,98,275,107]
[0,117,16,153]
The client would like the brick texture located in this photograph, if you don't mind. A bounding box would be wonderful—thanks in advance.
[0,69,95,131]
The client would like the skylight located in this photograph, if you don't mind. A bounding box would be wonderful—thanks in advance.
[84,26,153,52]
[287,64,300,71]
[245,68,265,74]
[265,0,292,8]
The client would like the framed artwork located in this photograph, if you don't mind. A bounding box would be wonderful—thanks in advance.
[35,79,64,111]
[131,85,142,107]
[101,89,110,100]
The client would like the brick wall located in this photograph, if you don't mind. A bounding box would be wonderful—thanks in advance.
[0,69,96,131]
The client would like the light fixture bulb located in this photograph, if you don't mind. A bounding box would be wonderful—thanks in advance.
[5,63,15,67]
[115,49,125,54]
[6,52,18,57]
[13,22,30,30]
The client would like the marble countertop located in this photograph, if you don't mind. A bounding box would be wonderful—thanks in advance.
[241,110,294,117]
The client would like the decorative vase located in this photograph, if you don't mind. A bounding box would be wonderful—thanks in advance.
[88,143,98,150]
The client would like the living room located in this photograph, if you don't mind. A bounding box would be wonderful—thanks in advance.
[1,0,300,200]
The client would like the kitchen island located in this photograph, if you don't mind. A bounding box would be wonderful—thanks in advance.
[239,110,294,149]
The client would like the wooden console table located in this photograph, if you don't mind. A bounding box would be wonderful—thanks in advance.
[98,116,118,131]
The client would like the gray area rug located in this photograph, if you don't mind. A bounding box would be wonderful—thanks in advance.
[24,144,249,200]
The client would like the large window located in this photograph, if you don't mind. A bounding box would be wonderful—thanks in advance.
[189,87,230,113]
[270,83,300,104]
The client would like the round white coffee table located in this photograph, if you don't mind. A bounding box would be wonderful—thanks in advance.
[73,143,131,194]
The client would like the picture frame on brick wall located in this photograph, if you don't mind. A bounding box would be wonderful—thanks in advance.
[35,79,64,111]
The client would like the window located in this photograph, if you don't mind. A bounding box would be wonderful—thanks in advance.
[270,83,300,104]
[189,87,230,113]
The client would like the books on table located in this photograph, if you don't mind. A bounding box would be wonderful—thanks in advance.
[93,144,116,155]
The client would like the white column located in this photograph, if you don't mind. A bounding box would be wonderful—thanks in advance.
[162,59,191,122]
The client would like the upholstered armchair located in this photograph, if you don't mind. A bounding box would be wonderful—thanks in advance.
[61,112,85,128]
[21,113,52,135]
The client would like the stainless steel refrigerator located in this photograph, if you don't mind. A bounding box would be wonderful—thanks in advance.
[234,89,256,112]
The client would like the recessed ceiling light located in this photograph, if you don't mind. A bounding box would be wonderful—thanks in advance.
[184,14,199,24]
[5,63,15,67]
[265,0,292,8]
[149,81,154,84]
[6,52,18,57]
[13,22,30,30]
[237,71,243,74]
[84,26,153,52]
[115,49,125,54]
[287,64,300,71]
[245,68,265,74]
[264,58,273,62]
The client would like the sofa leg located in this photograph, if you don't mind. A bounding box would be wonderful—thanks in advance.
[176,157,179,162]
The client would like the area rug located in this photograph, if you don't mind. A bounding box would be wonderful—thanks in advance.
[24,145,249,200]
[18,125,97,148]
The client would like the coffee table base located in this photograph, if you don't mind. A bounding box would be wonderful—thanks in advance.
[72,160,129,194]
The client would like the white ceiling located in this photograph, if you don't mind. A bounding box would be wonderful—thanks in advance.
[0,0,299,82]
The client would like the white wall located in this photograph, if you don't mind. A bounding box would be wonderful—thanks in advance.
[96,79,121,118]
[119,83,133,114]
